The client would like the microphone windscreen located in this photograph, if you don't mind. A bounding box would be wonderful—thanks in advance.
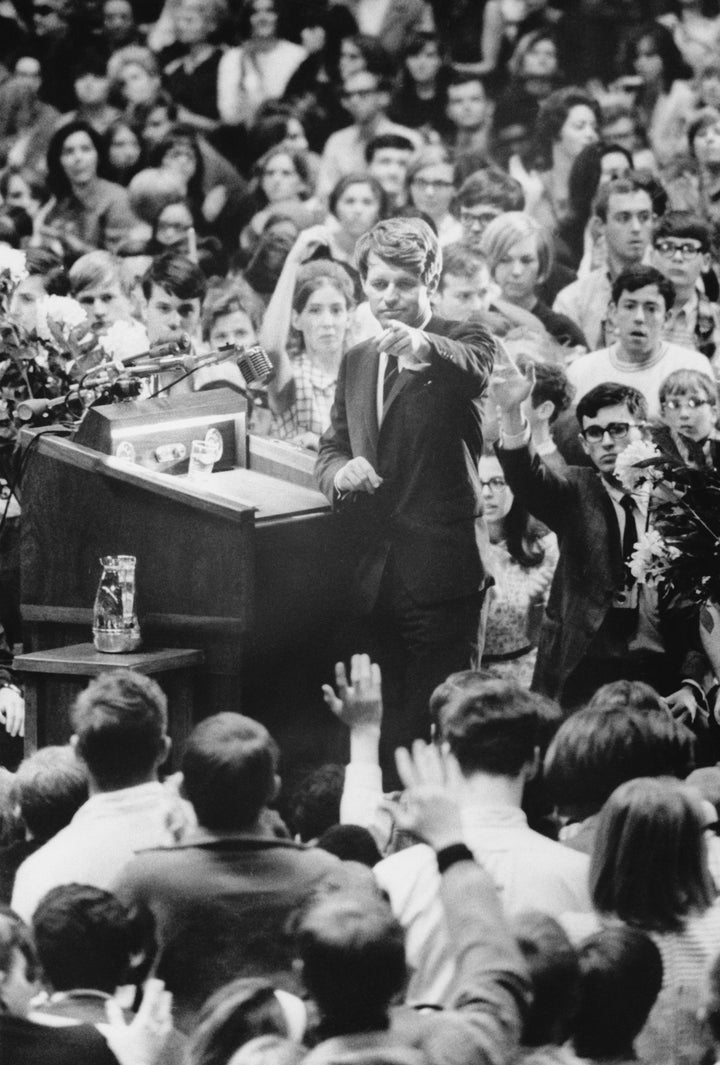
[238,345,274,385]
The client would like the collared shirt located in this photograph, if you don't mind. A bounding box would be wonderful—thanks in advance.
[11,781,189,923]
[375,801,590,1005]
[375,307,432,426]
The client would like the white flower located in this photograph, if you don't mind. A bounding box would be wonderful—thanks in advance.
[0,244,28,285]
[629,529,679,585]
[36,295,89,341]
[614,439,662,492]
[98,320,149,363]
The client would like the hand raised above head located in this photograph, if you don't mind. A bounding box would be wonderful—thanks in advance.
[322,653,383,732]
[488,340,535,414]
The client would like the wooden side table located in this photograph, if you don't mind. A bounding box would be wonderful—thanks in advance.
[15,644,205,771]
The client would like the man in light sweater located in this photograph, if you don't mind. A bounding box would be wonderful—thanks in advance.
[566,265,710,418]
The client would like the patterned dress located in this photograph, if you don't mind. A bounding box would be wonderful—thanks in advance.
[481,533,559,687]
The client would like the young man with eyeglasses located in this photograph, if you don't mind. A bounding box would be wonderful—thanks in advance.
[567,265,709,418]
[317,69,421,202]
[652,211,720,359]
[491,359,709,716]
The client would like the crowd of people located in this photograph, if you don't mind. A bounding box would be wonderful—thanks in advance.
[2,0,720,1062]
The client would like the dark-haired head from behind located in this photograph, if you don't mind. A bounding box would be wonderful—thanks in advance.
[32,883,147,994]
[70,670,169,791]
[286,764,344,842]
[295,890,406,1032]
[544,704,695,822]
[513,911,580,1047]
[438,680,548,778]
[316,824,382,867]
[181,713,280,831]
[573,926,663,1060]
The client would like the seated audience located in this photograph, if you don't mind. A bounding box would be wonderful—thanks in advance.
[10,669,182,923]
[652,210,720,358]
[113,712,340,1031]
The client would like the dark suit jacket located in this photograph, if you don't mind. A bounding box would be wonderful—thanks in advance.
[496,443,707,701]
[316,315,496,607]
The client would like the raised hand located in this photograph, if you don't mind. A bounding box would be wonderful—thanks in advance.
[386,740,465,851]
[488,339,536,415]
[104,979,173,1065]
[322,653,383,732]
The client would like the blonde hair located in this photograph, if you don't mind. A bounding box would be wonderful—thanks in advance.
[479,211,553,284]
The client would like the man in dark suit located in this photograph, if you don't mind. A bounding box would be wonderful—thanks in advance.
[491,360,707,718]
[316,218,497,771]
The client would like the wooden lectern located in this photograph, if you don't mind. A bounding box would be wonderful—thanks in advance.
[20,391,354,769]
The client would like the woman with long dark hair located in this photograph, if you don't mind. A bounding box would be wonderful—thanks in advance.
[478,447,558,684]
[38,120,138,258]
[621,22,695,165]
[509,86,600,232]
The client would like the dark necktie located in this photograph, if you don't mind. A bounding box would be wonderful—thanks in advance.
[620,494,638,587]
[383,355,399,404]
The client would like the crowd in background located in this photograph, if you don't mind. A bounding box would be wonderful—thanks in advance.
[2,0,720,1063]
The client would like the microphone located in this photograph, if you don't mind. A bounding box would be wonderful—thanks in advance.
[237,345,274,385]
[121,333,192,366]
[16,389,84,422]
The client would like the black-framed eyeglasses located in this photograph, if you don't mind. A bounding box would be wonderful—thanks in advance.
[662,397,711,411]
[581,422,636,442]
[654,239,703,260]
[479,476,507,491]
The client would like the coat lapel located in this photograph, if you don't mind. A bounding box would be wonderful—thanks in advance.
[351,341,381,466]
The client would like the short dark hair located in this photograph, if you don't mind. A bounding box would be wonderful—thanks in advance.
[575,382,648,426]
[455,166,525,212]
[573,927,663,1059]
[653,209,710,252]
[182,713,279,830]
[287,764,344,842]
[529,361,574,423]
[141,251,208,302]
[32,884,142,993]
[12,746,87,842]
[296,892,406,1027]
[610,264,675,310]
[316,824,382,867]
[439,680,547,777]
[514,912,580,1047]
[365,133,415,165]
[544,706,696,818]
[70,670,168,789]
[439,243,487,284]
[590,777,715,933]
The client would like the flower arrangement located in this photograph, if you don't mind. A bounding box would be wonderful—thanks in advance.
[615,443,720,607]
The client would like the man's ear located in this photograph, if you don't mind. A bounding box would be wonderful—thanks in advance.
[606,300,617,332]
[155,735,171,769]
[702,251,711,272]
[271,773,281,803]
[579,426,590,457]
